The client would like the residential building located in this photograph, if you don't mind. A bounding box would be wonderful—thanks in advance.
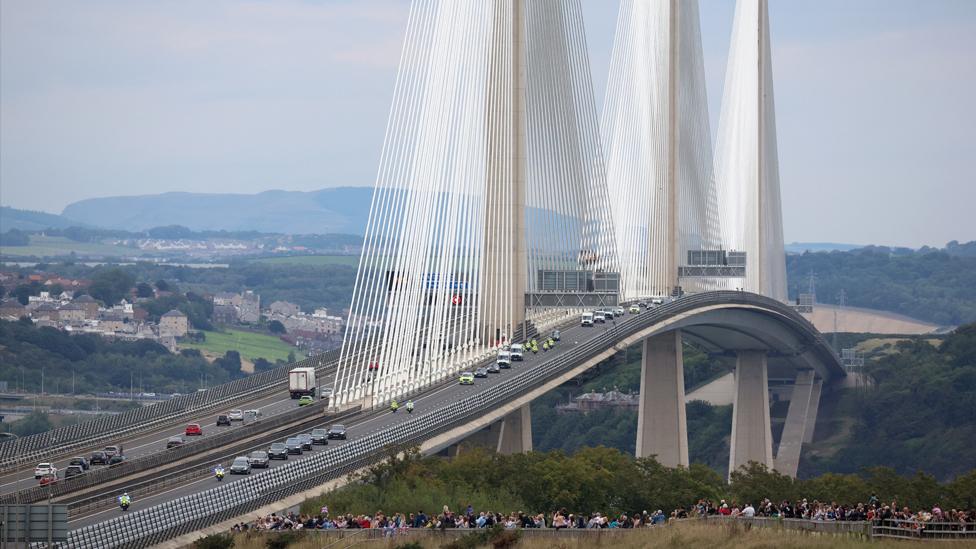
[73,295,100,318]
[212,304,237,325]
[57,303,87,325]
[159,309,189,338]
[0,299,25,320]
[239,291,260,323]
[31,302,59,322]
[269,300,300,317]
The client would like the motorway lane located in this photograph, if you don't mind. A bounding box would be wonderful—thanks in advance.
[69,317,623,528]
[0,371,338,496]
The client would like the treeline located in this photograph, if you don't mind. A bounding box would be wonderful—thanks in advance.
[0,319,248,395]
[303,446,976,519]
[802,322,976,480]
[786,243,976,325]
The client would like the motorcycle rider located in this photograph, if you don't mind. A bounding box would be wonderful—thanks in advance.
[390,400,399,413]
[406,400,415,414]
[214,463,226,481]
[118,492,131,511]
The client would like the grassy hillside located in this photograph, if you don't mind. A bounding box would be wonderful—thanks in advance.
[251,255,360,267]
[0,206,89,232]
[182,328,303,363]
[0,234,143,258]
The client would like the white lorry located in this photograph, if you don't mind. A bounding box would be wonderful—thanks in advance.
[288,367,317,399]
[581,312,594,327]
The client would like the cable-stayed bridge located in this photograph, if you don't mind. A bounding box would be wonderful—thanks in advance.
[0,2,841,546]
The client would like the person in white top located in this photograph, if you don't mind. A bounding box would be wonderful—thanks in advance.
[742,503,756,518]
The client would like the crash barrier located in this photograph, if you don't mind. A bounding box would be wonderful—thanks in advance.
[65,292,841,548]
[0,349,342,473]
[0,401,352,506]
[873,519,976,540]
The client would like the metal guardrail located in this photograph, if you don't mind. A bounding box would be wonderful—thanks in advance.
[0,349,342,473]
[703,515,871,536]
[64,291,843,548]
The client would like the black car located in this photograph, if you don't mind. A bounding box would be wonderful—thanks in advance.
[229,456,251,475]
[487,363,501,374]
[327,425,347,440]
[216,414,231,427]
[166,436,185,449]
[64,465,85,479]
[474,367,488,378]
[551,330,561,341]
[268,443,288,460]
[108,454,126,467]
[248,451,270,468]
[89,451,108,465]
[297,434,313,450]
[285,438,303,455]
[310,429,329,445]
[68,456,90,470]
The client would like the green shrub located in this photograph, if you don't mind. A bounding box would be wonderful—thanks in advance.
[193,532,234,549]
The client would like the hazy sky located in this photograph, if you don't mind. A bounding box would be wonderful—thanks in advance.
[1,0,974,247]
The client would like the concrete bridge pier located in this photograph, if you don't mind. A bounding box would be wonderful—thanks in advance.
[803,379,823,444]
[446,403,532,456]
[728,350,774,477]
[773,369,815,477]
[635,331,689,467]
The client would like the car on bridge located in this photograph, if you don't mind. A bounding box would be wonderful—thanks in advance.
[38,473,58,486]
[230,456,251,475]
[551,329,561,341]
[89,451,108,465]
[216,414,231,426]
[34,463,57,479]
[497,351,511,369]
[510,344,524,361]
[474,367,488,378]
[651,297,664,306]
[228,409,244,422]
[268,443,288,460]
[459,372,475,385]
[69,456,90,470]
[298,433,313,450]
[298,395,315,406]
[487,362,500,374]
[108,454,126,467]
[245,409,262,421]
[310,429,330,445]
[581,312,594,327]
[248,451,270,468]
[320,387,334,400]
[614,307,625,316]
[166,436,185,449]
[185,423,203,436]
[64,465,85,480]
[593,311,607,323]
[327,425,347,440]
[104,445,123,458]
[285,438,303,455]
[629,304,640,314]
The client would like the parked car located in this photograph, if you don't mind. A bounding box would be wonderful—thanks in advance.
[310,429,329,445]
[89,451,108,465]
[458,372,475,385]
[268,443,288,460]
[68,456,90,470]
[298,433,313,450]
[298,395,314,406]
[285,438,303,455]
[166,436,185,449]
[186,423,203,436]
[248,451,270,468]
[474,367,489,378]
[229,456,251,475]
[34,463,56,479]
[216,414,231,426]
[228,409,244,422]
[64,465,85,480]
[327,425,347,440]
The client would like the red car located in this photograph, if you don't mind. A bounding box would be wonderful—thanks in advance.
[38,474,58,486]
[185,423,203,436]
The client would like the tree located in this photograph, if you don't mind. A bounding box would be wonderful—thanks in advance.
[214,350,242,377]
[89,268,135,305]
[155,279,171,292]
[135,282,154,298]
[0,229,30,246]
[268,320,286,334]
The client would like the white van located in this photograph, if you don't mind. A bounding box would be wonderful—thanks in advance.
[497,351,512,369]
[581,312,594,327]
[510,344,524,361]
[651,297,664,306]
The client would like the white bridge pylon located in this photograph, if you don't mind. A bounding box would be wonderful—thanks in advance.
[334,0,618,409]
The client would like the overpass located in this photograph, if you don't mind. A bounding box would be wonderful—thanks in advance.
[54,291,840,547]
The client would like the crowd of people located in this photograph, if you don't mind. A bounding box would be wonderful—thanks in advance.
[232,498,976,536]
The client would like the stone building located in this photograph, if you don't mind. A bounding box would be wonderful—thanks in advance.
[159,309,189,338]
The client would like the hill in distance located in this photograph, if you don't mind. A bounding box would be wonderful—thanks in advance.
[60,187,374,235]
[0,206,91,232]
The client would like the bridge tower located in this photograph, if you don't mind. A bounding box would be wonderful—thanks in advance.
[715,0,788,301]
[335,0,617,411]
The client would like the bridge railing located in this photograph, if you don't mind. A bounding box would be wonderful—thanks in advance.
[64,291,840,548]
[0,349,342,473]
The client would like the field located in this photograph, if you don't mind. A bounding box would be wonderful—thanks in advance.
[182,328,303,363]
[0,235,147,258]
[251,255,361,267]
[214,521,965,549]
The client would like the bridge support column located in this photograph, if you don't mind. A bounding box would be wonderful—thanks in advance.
[496,403,532,455]
[635,331,688,467]
[729,350,773,476]
[803,379,823,444]
[773,369,815,477]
